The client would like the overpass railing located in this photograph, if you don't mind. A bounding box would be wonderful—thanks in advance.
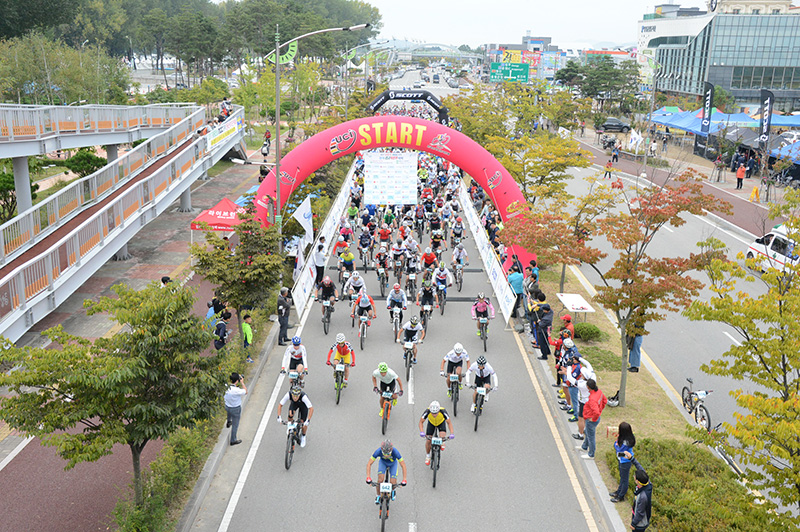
[0,106,244,327]
[0,105,206,264]
[0,103,196,142]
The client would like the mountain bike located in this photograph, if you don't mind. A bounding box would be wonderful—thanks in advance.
[454,262,464,292]
[377,265,388,297]
[368,480,404,532]
[420,303,433,332]
[358,314,370,350]
[360,245,372,272]
[285,369,305,389]
[405,271,417,294]
[333,362,347,405]
[377,389,397,435]
[341,269,352,294]
[437,282,447,315]
[416,218,425,240]
[282,420,303,470]
[391,306,403,340]
[393,258,404,280]
[402,341,414,381]
[682,377,712,431]
[471,385,492,432]
[478,316,491,352]
[425,433,452,488]
[448,373,461,417]
[320,298,334,335]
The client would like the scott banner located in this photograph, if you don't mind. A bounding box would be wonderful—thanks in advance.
[759,89,775,150]
[700,82,714,136]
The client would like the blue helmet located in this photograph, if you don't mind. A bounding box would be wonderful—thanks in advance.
[292,336,301,346]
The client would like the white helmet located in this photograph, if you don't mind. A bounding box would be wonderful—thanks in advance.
[338,236,345,242]
[336,333,346,343]
[563,338,575,349]
[345,222,351,228]
[426,247,432,253]
[453,342,464,354]
[380,245,387,252]
[352,271,360,279]
[429,401,441,414]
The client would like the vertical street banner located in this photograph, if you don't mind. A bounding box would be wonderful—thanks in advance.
[363,151,418,205]
[759,89,775,150]
[700,82,714,135]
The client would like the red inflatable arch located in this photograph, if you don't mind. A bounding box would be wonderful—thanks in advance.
[254,115,527,225]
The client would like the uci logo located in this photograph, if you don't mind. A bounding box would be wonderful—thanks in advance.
[279,170,295,186]
[427,133,451,154]
[329,129,357,155]
[487,171,502,189]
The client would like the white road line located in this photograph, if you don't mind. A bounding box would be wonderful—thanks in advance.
[407,368,415,405]
[692,213,752,246]
[663,225,674,233]
[0,436,34,473]
[408,523,417,532]
[216,295,313,532]
[722,331,742,346]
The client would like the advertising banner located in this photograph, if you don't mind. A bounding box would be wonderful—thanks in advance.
[501,50,522,63]
[521,51,541,66]
[363,151,418,205]
[759,89,775,150]
[700,82,714,136]
[208,116,244,148]
[458,181,516,324]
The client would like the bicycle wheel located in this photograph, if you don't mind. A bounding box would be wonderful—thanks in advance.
[335,373,342,405]
[681,387,692,412]
[405,353,411,382]
[482,325,488,352]
[382,402,390,435]
[696,404,711,432]
[451,382,458,417]
[323,313,330,335]
[421,311,428,333]
[380,497,388,532]
[431,449,439,488]
[380,276,386,297]
[440,294,446,315]
[284,432,294,470]
[360,324,366,351]
[457,273,462,292]
[474,394,483,432]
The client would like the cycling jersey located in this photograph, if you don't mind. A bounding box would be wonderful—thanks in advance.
[340,227,353,240]
[373,367,399,384]
[347,206,358,219]
[372,446,403,464]
[421,253,438,267]
[343,276,365,293]
[466,362,499,388]
[402,321,424,336]
[452,223,464,235]
[421,408,450,427]
[333,241,349,254]
[442,348,469,364]
[386,290,408,307]
[431,234,444,249]
[377,228,392,241]
[391,244,405,257]
[383,212,395,225]
[339,252,355,265]
[318,284,337,298]
[375,252,389,268]
[327,342,355,365]
[279,391,313,420]
[452,249,468,263]
[432,268,452,285]
[359,233,372,247]
[281,345,308,369]
[354,292,374,309]
[471,298,496,318]
[418,286,436,301]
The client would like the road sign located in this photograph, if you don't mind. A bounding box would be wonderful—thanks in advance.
[489,62,529,83]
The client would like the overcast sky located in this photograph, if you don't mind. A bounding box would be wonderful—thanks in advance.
[363,0,708,49]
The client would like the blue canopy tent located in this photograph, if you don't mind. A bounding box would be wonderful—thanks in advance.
[770,142,800,164]
[771,114,800,128]
[234,185,260,206]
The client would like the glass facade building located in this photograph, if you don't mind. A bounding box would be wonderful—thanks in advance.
[650,14,800,110]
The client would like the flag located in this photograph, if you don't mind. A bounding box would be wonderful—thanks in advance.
[700,83,714,135]
[759,89,775,150]
[292,195,314,236]
[293,246,305,281]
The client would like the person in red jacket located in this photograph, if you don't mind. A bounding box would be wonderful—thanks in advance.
[580,379,607,459]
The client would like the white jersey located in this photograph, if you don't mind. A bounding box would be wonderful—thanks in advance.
[343,275,365,293]
[281,345,308,369]
[279,391,313,408]
[452,248,468,263]
[432,267,453,285]
[373,367,399,384]
[466,362,499,388]
[386,290,408,307]
[443,349,469,364]
[402,321,424,334]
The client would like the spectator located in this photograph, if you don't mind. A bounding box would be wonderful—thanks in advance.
[610,422,636,503]
[531,292,553,359]
[510,254,524,273]
[160,275,171,288]
[242,314,254,363]
[529,259,539,281]
[580,378,608,459]
[224,372,247,446]
[612,146,620,164]
[573,364,595,441]
[627,307,645,373]
[560,314,575,338]
[508,266,524,319]
[277,287,292,346]
[604,160,613,179]
[523,267,539,320]
[214,311,232,350]
[746,156,757,179]
[313,244,326,287]
[623,453,653,531]
[735,163,745,190]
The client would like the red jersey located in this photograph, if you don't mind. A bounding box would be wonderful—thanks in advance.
[421,253,437,266]
[378,228,392,241]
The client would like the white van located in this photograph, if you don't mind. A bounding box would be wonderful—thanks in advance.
[745,224,799,270]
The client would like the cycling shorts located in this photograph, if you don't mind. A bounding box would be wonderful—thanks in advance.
[446,360,463,374]
[403,330,418,342]
[420,295,434,306]
[425,421,447,436]
[475,309,488,318]
[288,403,309,422]
[342,262,354,271]
[333,352,352,365]
[378,459,398,479]
[289,357,304,370]
[475,375,491,387]
[379,380,397,393]
[357,305,372,315]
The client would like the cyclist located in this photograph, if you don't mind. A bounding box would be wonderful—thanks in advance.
[372,362,404,417]
[358,230,374,256]
[403,248,420,287]
[418,401,454,466]
[396,316,425,363]
[383,207,396,228]
[465,355,499,413]
[351,287,375,323]
[430,229,446,255]
[376,223,393,246]
[451,216,465,243]
[280,336,308,385]
[315,276,339,318]
[431,262,453,298]
[326,333,355,387]
[276,385,314,448]
[440,203,454,226]
[343,270,366,298]
[374,245,390,274]
[420,247,438,271]
[429,211,442,233]
[414,204,426,229]
[452,242,469,269]
[340,222,354,242]
[415,279,439,313]
[404,234,420,255]
[333,235,349,255]
[390,238,406,265]
[440,342,469,394]
[360,209,372,231]
[347,204,359,225]
[434,193,445,210]
[386,283,408,324]
[339,246,356,275]
[471,292,496,335]
[448,197,460,214]
[366,440,408,504]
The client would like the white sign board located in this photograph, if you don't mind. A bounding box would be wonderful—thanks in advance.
[363,151,418,205]
[458,181,516,324]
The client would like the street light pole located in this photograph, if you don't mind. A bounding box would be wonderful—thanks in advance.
[639,56,663,181]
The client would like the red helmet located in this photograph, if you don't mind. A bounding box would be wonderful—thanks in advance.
[322,276,332,285]
[456,217,462,222]
[561,314,572,322]
[393,283,401,290]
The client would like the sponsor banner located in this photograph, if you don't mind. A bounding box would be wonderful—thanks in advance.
[521,51,541,66]
[291,163,355,310]
[501,50,522,63]
[700,82,714,135]
[363,151,418,205]
[458,181,516,324]
[208,116,244,148]
[759,89,775,150]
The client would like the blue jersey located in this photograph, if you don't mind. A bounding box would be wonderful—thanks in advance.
[372,447,403,464]
[366,204,377,216]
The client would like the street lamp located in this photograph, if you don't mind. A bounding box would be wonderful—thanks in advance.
[273,23,370,243]
[637,54,664,179]
[341,40,390,120]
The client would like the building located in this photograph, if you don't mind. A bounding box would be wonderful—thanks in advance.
[637,0,800,111]
[582,50,633,65]
[484,32,566,81]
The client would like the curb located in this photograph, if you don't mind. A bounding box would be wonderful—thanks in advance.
[175,315,282,532]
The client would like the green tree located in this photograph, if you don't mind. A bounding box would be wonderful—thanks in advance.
[0,0,81,39]
[714,85,737,113]
[684,193,800,525]
[0,169,38,222]
[554,59,584,87]
[0,282,223,507]
[540,90,592,131]
[63,148,107,178]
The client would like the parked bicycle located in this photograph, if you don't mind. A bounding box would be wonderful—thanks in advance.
[682,377,712,431]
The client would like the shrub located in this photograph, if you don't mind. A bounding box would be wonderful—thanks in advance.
[603,438,785,531]
[574,322,601,342]
[578,345,619,372]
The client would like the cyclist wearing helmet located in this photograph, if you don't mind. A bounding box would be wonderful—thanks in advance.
[404,235,420,255]
[420,247,438,270]
[440,343,469,393]
[430,229,446,253]
[351,287,375,322]
[465,356,499,413]
[390,239,406,263]
[383,208,396,228]
[452,242,469,268]
[326,333,355,386]
[434,194,445,210]
[471,292,496,335]
[376,223,393,245]
[432,262,453,296]
[333,235,349,255]
[372,362,404,416]
[374,245,390,272]
[386,283,408,323]
[358,229,373,253]
[280,336,308,384]
[418,401,454,465]
[451,217,465,240]
[340,222,354,242]
[315,276,339,317]
[415,279,439,310]
[366,440,407,504]
[346,204,359,224]
[402,247,420,285]
[277,385,314,448]
[397,316,425,362]
[428,211,442,232]
[343,270,366,296]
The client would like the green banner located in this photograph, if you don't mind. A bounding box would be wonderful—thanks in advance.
[489,62,529,83]
[267,41,298,65]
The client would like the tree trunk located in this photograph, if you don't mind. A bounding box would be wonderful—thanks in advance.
[559,263,566,294]
[618,327,629,407]
[129,442,144,507]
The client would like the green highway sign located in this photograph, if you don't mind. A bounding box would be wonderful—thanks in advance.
[489,62,529,83]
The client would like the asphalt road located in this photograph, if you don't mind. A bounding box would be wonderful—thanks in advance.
[192,205,608,532]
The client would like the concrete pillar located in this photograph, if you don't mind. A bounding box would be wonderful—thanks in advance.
[13,156,32,214]
[113,243,132,261]
[178,188,192,212]
[105,144,119,163]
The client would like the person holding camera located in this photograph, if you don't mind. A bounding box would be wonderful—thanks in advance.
[224,372,248,446]
[610,422,637,503]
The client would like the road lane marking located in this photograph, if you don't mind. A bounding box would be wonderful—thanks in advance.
[722,331,742,346]
[409,523,417,532]
[512,331,599,532]
[407,368,415,405]
[692,213,752,246]
[0,435,34,473]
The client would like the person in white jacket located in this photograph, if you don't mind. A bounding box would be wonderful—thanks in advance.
[280,336,308,385]
[465,355,499,413]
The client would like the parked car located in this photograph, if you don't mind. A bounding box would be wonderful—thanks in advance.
[745,224,798,271]
[413,81,421,88]
[601,117,631,133]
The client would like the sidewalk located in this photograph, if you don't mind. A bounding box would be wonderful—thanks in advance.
[0,147,267,531]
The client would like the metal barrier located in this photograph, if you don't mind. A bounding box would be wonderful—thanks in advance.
[0,107,244,331]
[0,103,196,142]
[0,105,206,264]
